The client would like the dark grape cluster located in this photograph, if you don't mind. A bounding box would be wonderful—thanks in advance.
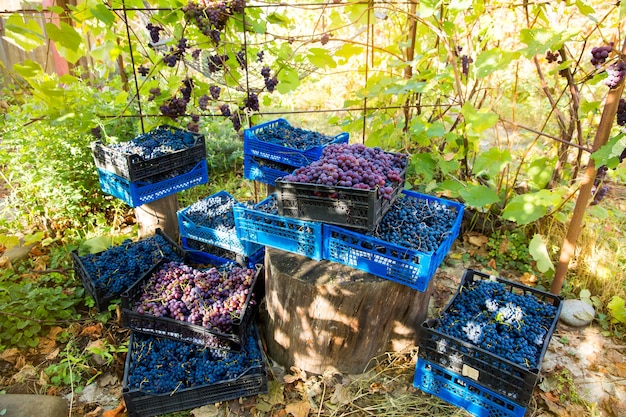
[182,1,243,44]
[371,194,458,252]
[434,278,558,369]
[261,66,278,92]
[132,261,257,333]
[126,331,262,394]
[183,193,237,232]
[80,233,184,298]
[590,42,613,67]
[460,55,473,77]
[282,143,407,199]
[605,60,626,89]
[320,33,330,45]
[545,50,560,63]
[146,23,163,44]
[198,94,210,110]
[617,98,626,127]
[209,85,221,100]
[220,104,232,117]
[206,53,229,73]
[106,126,199,160]
[253,123,337,150]
[244,93,259,112]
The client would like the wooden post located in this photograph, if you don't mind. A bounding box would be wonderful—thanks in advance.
[259,247,433,375]
[134,194,179,240]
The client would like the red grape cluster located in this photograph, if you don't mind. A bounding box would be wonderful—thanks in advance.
[182,1,243,44]
[133,261,257,333]
[281,143,407,199]
[605,61,626,89]
[590,42,613,67]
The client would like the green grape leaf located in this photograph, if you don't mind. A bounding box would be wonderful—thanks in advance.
[89,3,116,25]
[12,60,43,79]
[409,153,437,183]
[276,66,300,93]
[607,296,626,324]
[527,156,555,190]
[474,48,520,78]
[460,102,498,134]
[473,147,511,179]
[518,27,578,58]
[45,21,84,64]
[458,184,500,208]
[307,48,337,69]
[267,12,290,25]
[501,189,562,225]
[591,133,626,169]
[3,14,45,52]
[80,235,114,255]
[529,234,554,274]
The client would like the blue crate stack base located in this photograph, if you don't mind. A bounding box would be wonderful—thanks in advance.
[414,269,563,416]
[93,126,209,208]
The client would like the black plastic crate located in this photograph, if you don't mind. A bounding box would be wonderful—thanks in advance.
[123,328,268,417]
[91,125,206,182]
[71,229,186,312]
[418,269,563,407]
[121,260,264,350]
[275,164,406,231]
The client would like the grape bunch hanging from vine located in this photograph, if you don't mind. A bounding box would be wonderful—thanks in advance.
[135,0,280,132]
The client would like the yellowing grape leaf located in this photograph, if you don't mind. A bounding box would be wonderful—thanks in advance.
[284,401,311,417]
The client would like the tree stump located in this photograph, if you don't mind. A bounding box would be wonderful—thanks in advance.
[134,194,179,240]
[259,247,433,375]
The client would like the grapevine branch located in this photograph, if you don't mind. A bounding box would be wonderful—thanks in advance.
[550,37,626,295]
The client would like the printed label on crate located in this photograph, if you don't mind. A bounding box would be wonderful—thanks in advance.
[462,364,479,380]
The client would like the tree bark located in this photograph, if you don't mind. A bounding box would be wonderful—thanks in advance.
[260,247,433,375]
[134,194,180,240]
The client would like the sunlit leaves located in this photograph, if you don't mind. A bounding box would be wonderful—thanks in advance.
[518,27,579,58]
[460,102,498,134]
[474,48,520,78]
[458,184,500,208]
[529,234,554,275]
[3,14,44,51]
[473,147,512,179]
[45,21,84,64]
[502,189,564,225]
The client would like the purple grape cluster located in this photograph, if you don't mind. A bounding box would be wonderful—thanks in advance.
[159,79,194,119]
[209,85,221,100]
[591,42,613,67]
[106,126,199,160]
[320,33,330,45]
[370,194,458,252]
[182,1,243,44]
[244,93,259,112]
[617,98,626,127]
[132,261,257,333]
[605,61,626,89]
[126,331,262,394]
[282,144,407,199]
[261,66,278,92]
[79,233,184,299]
[460,55,473,77]
[146,23,163,44]
[434,278,558,370]
[198,94,210,110]
[206,53,229,73]
[220,104,232,117]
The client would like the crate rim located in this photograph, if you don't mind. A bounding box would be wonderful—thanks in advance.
[423,268,564,376]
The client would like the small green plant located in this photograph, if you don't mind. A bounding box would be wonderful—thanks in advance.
[0,247,84,350]
[45,339,97,392]
[477,229,536,274]
[554,369,585,405]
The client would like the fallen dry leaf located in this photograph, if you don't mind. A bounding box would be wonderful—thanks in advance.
[32,255,48,271]
[283,366,307,384]
[10,363,37,384]
[0,348,22,365]
[284,400,311,417]
[84,406,103,417]
[102,401,126,417]
[467,233,489,247]
[0,256,11,269]
[80,323,104,339]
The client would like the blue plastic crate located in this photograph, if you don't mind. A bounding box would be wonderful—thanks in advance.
[91,125,206,182]
[233,194,324,261]
[123,328,268,417]
[413,358,526,417]
[243,154,297,186]
[178,191,264,257]
[182,236,265,269]
[418,269,563,407]
[243,118,349,167]
[322,190,464,291]
[98,160,209,208]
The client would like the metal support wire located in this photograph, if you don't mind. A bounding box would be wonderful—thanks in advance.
[122,0,145,133]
